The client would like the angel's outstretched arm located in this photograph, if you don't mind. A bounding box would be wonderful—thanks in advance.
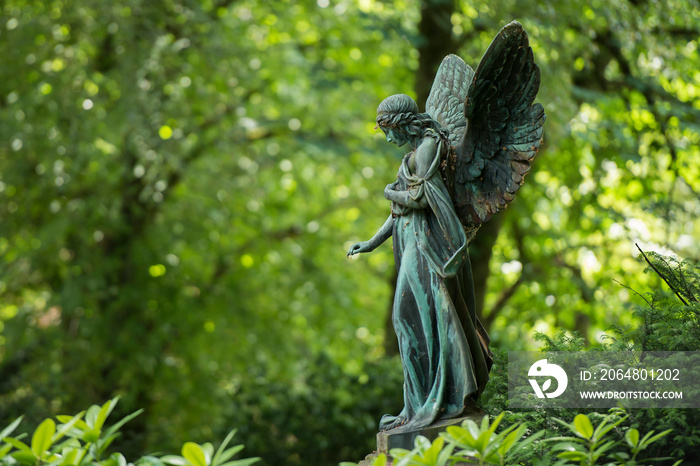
[347,214,394,256]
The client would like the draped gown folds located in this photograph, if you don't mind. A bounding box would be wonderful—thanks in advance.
[380,129,492,431]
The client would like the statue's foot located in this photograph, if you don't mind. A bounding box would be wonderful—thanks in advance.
[379,414,407,431]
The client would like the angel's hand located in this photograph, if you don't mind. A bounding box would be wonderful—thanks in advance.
[347,241,373,257]
[384,182,398,199]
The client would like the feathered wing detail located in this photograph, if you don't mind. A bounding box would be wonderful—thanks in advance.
[450,20,546,225]
[426,54,474,149]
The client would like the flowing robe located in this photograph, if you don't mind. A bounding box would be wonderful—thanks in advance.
[380,130,492,431]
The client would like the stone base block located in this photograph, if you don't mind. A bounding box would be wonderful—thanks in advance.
[358,408,485,465]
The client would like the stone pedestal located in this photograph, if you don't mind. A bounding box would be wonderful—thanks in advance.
[358,408,485,466]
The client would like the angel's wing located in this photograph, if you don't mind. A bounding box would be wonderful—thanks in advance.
[425,54,473,150]
[451,21,545,225]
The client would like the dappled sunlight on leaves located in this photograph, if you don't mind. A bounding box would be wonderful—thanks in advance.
[0,0,698,464]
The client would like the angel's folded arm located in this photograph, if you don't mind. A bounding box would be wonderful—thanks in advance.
[384,137,440,209]
[385,188,428,209]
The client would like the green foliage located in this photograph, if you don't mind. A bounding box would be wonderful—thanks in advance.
[549,413,626,465]
[478,349,509,412]
[615,427,680,466]
[0,0,698,464]
[388,436,454,466]
[358,413,677,466]
[483,250,700,464]
[223,353,403,465]
[606,250,700,462]
[159,429,259,466]
[478,0,700,346]
[533,330,587,352]
[548,413,676,466]
[0,0,406,463]
[0,398,258,466]
[640,250,700,305]
[609,250,700,352]
[440,413,543,465]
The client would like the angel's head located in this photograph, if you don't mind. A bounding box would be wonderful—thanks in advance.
[375,94,440,148]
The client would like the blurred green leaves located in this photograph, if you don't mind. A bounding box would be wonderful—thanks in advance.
[547,412,675,466]
[162,429,259,466]
[0,0,698,465]
[0,398,258,466]
[368,412,678,466]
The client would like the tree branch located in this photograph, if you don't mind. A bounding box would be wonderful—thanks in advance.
[635,243,689,305]
[483,274,524,329]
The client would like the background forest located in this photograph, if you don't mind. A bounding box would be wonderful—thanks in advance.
[1,0,698,465]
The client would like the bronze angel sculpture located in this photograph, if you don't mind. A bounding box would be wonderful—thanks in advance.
[347,21,545,431]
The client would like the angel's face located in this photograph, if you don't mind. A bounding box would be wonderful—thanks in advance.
[381,127,409,148]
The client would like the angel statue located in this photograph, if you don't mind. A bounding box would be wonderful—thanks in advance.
[347,21,545,432]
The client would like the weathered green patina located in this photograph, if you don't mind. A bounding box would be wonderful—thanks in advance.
[348,21,545,432]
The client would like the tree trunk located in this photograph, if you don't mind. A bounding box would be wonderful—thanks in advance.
[415,0,456,107]
[469,215,504,324]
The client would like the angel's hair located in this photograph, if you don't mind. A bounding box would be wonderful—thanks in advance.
[376,94,442,137]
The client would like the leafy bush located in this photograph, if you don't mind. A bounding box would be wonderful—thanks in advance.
[477,249,700,465]
[0,398,258,466]
[358,412,676,466]
[609,249,700,352]
[548,413,676,466]
[605,250,700,462]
